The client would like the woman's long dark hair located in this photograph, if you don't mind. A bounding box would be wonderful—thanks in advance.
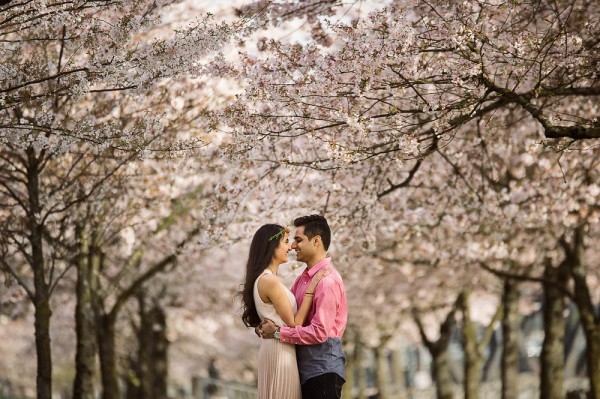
[239,224,285,328]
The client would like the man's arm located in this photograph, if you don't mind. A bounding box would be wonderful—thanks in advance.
[279,278,341,345]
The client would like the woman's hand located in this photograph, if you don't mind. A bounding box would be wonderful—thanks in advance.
[306,268,330,294]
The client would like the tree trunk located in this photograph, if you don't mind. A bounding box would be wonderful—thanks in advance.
[458,289,503,399]
[501,279,520,399]
[91,247,121,399]
[33,278,52,399]
[135,294,169,399]
[390,346,407,397]
[585,331,600,399]
[565,227,600,399]
[459,290,483,399]
[27,147,52,399]
[431,347,453,399]
[341,337,355,399]
[150,304,168,399]
[413,305,456,399]
[463,339,483,399]
[124,371,139,399]
[375,345,391,399]
[94,249,180,399]
[97,312,119,399]
[133,293,169,399]
[540,259,568,399]
[74,223,98,399]
[356,334,367,399]
[137,294,152,399]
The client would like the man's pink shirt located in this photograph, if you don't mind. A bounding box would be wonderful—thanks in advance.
[279,257,347,345]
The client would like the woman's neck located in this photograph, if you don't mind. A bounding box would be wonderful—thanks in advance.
[267,263,279,275]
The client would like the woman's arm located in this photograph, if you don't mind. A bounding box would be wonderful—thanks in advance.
[258,269,328,327]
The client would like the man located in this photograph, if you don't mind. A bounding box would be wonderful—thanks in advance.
[258,214,348,399]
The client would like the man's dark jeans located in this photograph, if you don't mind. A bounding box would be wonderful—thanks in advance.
[301,372,344,399]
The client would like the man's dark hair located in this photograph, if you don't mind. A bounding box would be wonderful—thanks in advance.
[294,214,331,250]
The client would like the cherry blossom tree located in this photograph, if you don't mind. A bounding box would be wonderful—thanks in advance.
[0,2,239,398]
[225,0,599,166]
[221,1,599,398]
[1,2,598,399]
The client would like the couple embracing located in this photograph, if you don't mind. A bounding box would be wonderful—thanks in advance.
[239,215,347,399]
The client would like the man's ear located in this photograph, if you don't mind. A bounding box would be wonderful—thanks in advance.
[313,235,322,247]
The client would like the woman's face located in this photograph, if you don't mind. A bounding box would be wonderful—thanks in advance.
[272,232,291,265]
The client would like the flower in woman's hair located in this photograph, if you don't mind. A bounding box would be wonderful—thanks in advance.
[268,226,289,242]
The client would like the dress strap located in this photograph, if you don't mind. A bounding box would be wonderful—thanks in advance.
[255,269,274,289]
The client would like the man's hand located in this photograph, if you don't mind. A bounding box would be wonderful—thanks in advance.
[254,322,263,338]
[256,319,278,339]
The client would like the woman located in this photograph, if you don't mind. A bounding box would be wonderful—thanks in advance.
[240,224,327,399]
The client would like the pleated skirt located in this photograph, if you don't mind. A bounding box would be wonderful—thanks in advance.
[258,339,302,399]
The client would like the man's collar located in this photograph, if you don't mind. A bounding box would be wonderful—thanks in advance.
[306,257,332,277]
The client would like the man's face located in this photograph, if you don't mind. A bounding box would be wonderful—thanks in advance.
[291,226,315,263]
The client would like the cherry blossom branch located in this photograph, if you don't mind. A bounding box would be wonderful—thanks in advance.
[478,302,504,355]
[41,151,138,223]
[0,256,34,301]
[0,68,89,94]
[412,299,458,354]
[0,179,29,214]
[377,159,422,199]
[108,226,201,319]
[477,261,575,301]
[481,75,600,139]
[48,259,75,297]
[436,149,483,202]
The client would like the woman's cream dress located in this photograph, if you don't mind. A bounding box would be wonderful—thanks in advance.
[253,269,302,399]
